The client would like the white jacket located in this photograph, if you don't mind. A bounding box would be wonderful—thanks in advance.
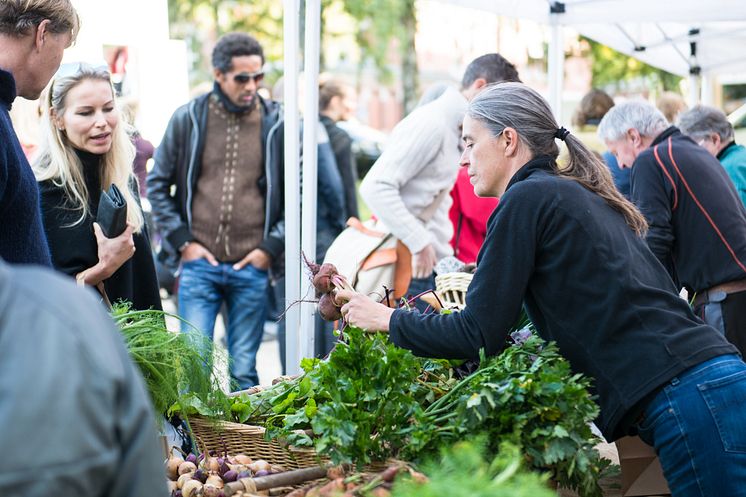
[360,86,466,259]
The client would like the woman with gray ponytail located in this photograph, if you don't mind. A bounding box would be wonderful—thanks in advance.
[338,82,746,496]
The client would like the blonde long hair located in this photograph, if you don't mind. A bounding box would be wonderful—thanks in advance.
[34,65,143,233]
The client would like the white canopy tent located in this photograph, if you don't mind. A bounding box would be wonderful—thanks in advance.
[438,0,746,111]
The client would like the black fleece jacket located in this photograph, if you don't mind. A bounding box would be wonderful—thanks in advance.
[630,126,746,292]
[389,156,736,441]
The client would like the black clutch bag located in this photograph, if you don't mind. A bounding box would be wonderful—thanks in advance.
[96,183,128,238]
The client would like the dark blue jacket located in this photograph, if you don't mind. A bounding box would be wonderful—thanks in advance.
[0,68,52,265]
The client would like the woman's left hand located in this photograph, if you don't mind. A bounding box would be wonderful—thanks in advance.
[336,289,395,332]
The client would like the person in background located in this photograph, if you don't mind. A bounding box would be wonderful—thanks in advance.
[148,33,285,389]
[359,53,520,306]
[417,81,499,265]
[447,166,498,264]
[0,258,166,497]
[338,82,746,497]
[8,97,42,160]
[0,0,78,265]
[678,104,746,207]
[572,88,630,198]
[599,100,746,355]
[656,91,687,124]
[319,78,359,220]
[120,96,155,198]
[34,64,161,311]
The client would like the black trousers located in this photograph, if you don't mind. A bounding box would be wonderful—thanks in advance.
[695,289,746,356]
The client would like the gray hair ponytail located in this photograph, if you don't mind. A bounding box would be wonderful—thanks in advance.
[468,83,648,237]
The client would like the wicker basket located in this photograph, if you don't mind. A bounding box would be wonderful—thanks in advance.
[188,417,327,470]
[435,272,473,310]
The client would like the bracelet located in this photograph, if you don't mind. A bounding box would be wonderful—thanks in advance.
[76,270,88,287]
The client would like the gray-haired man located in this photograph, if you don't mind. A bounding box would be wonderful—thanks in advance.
[599,100,746,355]
[678,104,746,207]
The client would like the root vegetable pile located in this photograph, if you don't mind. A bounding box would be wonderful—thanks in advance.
[165,450,281,497]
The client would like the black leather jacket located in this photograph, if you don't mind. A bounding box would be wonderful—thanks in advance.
[147,92,285,267]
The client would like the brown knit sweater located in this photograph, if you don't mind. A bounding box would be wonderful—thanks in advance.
[190,95,266,262]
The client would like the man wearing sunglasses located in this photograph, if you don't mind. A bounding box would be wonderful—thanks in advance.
[0,0,78,265]
[148,33,285,390]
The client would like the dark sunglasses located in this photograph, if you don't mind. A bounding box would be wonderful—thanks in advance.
[233,71,264,84]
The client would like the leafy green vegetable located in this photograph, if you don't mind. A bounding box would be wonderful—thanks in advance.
[406,335,608,497]
[111,303,230,422]
[187,317,606,496]
[391,439,555,497]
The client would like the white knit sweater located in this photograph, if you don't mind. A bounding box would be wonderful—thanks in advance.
[359,86,467,259]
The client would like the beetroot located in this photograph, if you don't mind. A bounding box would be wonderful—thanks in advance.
[318,292,343,321]
[312,263,338,295]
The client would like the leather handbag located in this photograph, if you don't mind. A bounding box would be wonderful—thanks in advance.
[96,183,128,238]
[323,188,449,304]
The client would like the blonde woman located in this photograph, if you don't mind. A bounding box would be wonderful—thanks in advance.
[34,63,161,310]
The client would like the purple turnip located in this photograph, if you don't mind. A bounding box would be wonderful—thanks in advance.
[193,468,208,483]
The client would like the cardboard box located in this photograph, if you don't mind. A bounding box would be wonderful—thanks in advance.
[615,436,670,496]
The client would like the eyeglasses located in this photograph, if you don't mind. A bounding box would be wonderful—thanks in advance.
[233,71,264,85]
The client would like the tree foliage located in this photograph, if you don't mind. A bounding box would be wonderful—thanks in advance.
[582,37,682,93]
[168,0,284,87]
[332,0,419,112]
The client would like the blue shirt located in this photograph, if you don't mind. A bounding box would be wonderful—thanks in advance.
[718,141,746,208]
[602,150,631,199]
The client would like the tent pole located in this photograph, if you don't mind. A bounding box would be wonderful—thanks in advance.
[687,72,700,107]
[283,0,302,375]
[548,18,565,121]
[300,0,321,362]
[700,72,714,106]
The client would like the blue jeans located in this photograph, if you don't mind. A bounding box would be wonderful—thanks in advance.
[178,258,269,389]
[635,354,746,496]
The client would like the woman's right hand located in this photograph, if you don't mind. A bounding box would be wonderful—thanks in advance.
[92,222,136,280]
